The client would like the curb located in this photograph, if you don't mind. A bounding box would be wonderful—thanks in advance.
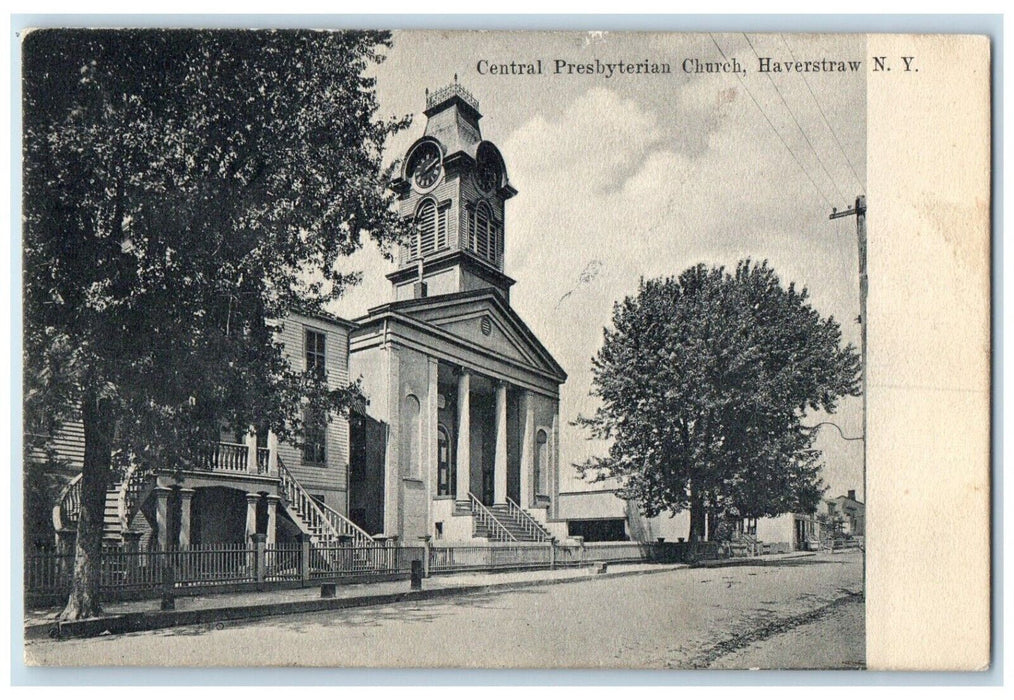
[691,552,818,569]
[26,563,688,641]
[26,552,827,641]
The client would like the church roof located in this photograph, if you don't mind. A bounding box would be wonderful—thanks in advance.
[354,288,567,384]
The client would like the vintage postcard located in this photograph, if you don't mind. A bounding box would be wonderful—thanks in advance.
[18,29,991,672]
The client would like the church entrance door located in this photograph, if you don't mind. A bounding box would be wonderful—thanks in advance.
[481,464,495,506]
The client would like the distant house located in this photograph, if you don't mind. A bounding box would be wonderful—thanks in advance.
[552,486,863,552]
[826,490,865,536]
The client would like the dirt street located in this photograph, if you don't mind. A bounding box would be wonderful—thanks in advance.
[25,550,864,669]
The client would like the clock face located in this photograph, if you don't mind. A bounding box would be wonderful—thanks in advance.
[411,143,442,191]
[476,157,499,194]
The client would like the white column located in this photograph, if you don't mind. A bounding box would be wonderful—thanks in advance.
[267,429,279,476]
[244,492,260,542]
[178,488,195,548]
[455,369,471,503]
[245,425,259,474]
[265,495,280,546]
[519,390,536,508]
[494,381,508,504]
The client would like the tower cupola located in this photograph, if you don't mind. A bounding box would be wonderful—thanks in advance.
[388,81,518,302]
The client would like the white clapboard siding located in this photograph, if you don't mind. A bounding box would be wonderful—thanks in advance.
[28,420,85,471]
[276,312,351,512]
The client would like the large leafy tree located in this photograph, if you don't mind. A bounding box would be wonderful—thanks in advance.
[577,261,860,542]
[23,29,409,619]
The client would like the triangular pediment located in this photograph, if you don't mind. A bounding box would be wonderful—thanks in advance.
[370,291,566,382]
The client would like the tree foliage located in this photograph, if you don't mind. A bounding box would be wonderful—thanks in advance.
[576,261,860,541]
[23,29,409,618]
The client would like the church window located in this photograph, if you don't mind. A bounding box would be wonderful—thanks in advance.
[414,199,449,259]
[415,199,437,258]
[437,203,449,249]
[437,424,454,496]
[468,206,478,252]
[475,202,492,261]
[535,429,549,496]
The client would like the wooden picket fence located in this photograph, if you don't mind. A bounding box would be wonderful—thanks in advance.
[25,538,710,604]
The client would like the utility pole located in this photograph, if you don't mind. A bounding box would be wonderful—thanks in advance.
[830,195,867,484]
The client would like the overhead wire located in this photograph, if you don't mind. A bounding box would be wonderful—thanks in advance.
[779,33,866,192]
[742,33,848,203]
[707,33,834,211]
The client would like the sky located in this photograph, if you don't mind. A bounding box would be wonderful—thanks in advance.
[331,31,867,502]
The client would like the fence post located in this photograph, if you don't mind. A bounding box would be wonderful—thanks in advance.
[300,534,311,585]
[123,531,142,584]
[387,535,398,573]
[55,529,75,585]
[420,535,432,578]
[549,538,556,570]
[251,533,267,583]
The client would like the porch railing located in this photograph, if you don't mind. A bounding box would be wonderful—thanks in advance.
[201,441,249,473]
[116,462,154,534]
[51,473,82,534]
[278,457,374,547]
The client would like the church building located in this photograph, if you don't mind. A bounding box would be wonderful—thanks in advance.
[348,82,569,544]
[33,82,571,556]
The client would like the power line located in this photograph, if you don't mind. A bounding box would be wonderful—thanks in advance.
[707,33,834,210]
[779,34,866,191]
[742,33,847,203]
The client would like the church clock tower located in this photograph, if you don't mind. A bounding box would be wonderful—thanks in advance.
[388,81,518,302]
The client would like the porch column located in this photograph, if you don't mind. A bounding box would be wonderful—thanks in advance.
[245,425,259,475]
[154,486,172,551]
[265,494,280,546]
[267,429,279,476]
[455,368,471,504]
[494,381,508,504]
[519,390,535,508]
[178,488,195,548]
[244,492,260,542]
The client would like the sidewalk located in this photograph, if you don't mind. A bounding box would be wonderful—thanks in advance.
[25,551,816,641]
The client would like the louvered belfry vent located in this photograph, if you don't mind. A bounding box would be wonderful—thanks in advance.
[416,200,437,258]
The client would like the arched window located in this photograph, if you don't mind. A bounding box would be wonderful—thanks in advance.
[437,424,454,496]
[402,395,421,478]
[415,200,437,259]
[535,429,549,496]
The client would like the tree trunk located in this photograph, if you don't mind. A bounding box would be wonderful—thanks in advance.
[60,391,115,621]
[706,505,719,542]
[689,489,706,543]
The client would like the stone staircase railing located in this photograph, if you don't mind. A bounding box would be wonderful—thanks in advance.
[468,492,518,542]
[504,497,552,542]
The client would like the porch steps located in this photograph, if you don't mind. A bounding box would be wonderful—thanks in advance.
[102,487,123,544]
